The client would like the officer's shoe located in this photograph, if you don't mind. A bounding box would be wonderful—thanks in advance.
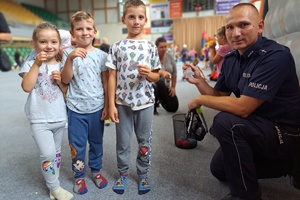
[221,190,262,200]
[292,175,300,190]
[290,159,300,190]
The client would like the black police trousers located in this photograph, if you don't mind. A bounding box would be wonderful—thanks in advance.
[210,112,300,199]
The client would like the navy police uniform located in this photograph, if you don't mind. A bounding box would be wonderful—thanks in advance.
[210,36,300,199]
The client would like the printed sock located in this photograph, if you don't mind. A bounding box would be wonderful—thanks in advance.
[73,178,88,195]
[50,187,73,200]
[112,174,128,194]
[138,175,151,195]
[93,172,108,189]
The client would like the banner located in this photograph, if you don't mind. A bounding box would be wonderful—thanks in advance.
[216,0,240,15]
[150,2,169,20]
[169,0,182,19]
[151,19,173,34]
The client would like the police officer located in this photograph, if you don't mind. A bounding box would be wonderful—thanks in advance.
[184,3,300,200]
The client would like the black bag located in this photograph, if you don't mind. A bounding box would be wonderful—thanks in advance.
[184,109,208,141]
[0,49,11,72]
[175,108,208,149]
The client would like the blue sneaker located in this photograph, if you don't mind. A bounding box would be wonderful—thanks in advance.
[138,176,151,195]
[113,175,128,194]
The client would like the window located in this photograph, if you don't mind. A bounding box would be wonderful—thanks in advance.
[182,0,215,12]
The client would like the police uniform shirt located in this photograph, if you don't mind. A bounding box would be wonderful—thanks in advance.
[215,36,300,127]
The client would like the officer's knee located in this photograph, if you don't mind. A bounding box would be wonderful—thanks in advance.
[210,161,227,182]
[211,112,235,138]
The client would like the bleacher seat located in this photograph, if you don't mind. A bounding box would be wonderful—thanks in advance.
[21,2,70,29]
[0,0,43,26]
[1,47,33,66]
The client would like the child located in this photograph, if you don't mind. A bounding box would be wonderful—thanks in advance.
[19,22,73,200]
[192,53,205,79]
[60,11,109,195]
[106,0,161,195]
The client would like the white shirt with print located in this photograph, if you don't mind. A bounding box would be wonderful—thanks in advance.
[106,39,161,111]
[19,61,67,123]
[61,47,108,114]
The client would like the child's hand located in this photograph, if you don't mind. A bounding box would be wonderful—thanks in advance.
[68,48,87,60]
[101,107,109,121]
[52,70,62,84]
[109,106,119,123]
[34,51,48,67]
[138,64,150,78]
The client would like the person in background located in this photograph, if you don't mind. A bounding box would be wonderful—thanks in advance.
[154,37,179,115]
[189,47,196,63]
[19,22,73,200]
[184,3,300,200]
[180,44,189,64]
[106,0,160,195]
[203,44,210,69]
[60,11,109,195]
[192,53,205,80]
[99,37,110,53]
[14,49,21,69]
[209,26,233,77]
[0,12,12,42]
[59,29,76,51]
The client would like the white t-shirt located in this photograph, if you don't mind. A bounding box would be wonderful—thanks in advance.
[61,47,108,114]
[19,61,67,123]
[106,39,161,110]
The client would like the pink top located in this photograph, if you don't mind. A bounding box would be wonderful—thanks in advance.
[216,44,232,75]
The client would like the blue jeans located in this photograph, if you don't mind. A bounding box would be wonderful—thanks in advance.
[67,108,104,178]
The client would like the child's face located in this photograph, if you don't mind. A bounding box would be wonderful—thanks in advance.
[33,30,60,60]
[122,6,147,38]
[71,19,96,47]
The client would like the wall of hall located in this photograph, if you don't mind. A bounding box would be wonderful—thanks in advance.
[10,0,251,44]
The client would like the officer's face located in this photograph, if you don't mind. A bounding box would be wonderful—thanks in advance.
[225,5,264,55]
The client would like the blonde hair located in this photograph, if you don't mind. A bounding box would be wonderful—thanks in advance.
[70,11,96,31]
[32,21,60,44]
[122,0,146,18]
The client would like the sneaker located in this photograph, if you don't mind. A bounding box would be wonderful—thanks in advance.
[290,159,300,190]
[51,187,74,200]
[49,192,55,200]
[113,175,128,194]
[93,173,108,189]
[138,175,151,195]
[73,178,88,195]
[293,177,300,190]
[221,190,262,200]
[291,173,300,190]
